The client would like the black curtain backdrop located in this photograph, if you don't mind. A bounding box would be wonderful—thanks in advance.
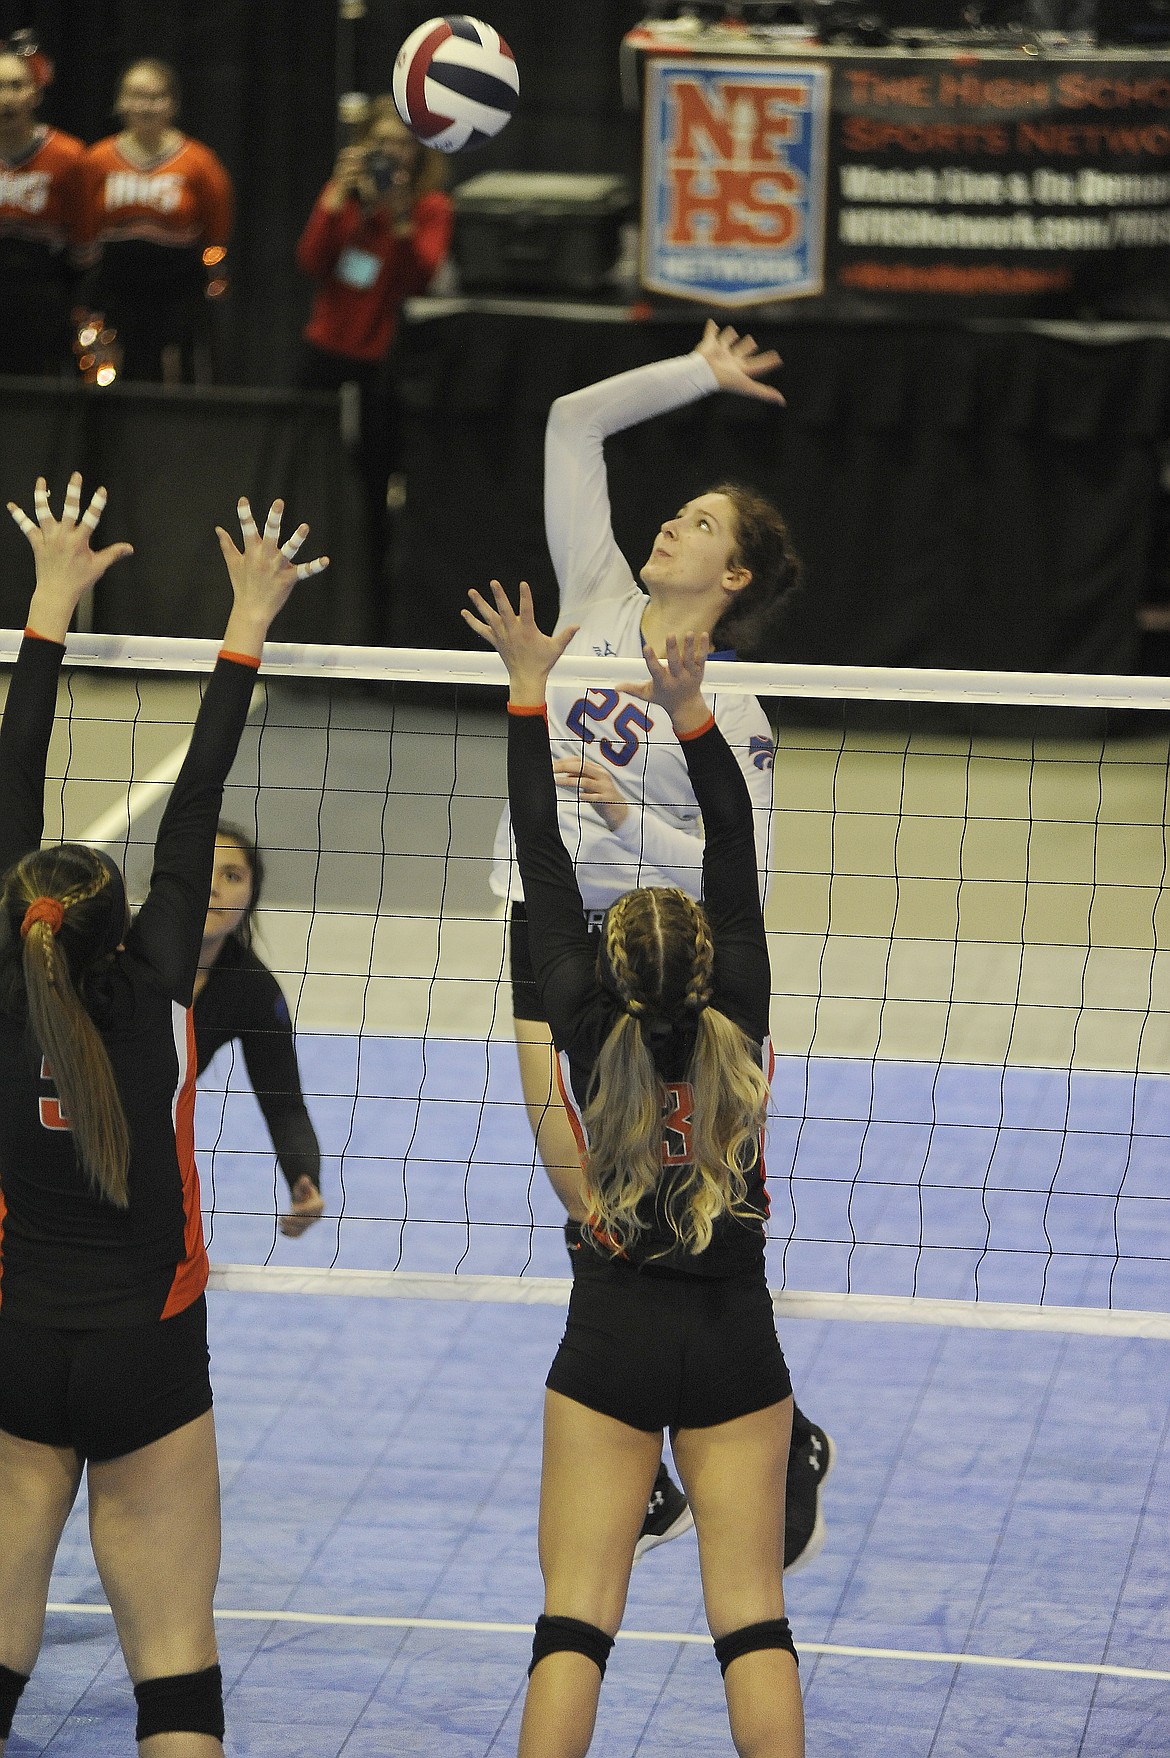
[0,380,369,641]
[390,314,1170,673]
[0,0,642,386]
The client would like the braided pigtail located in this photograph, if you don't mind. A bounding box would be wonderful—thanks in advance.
[2,849,131,1207]
[583,887,769,1257]
[581,905,663,1252]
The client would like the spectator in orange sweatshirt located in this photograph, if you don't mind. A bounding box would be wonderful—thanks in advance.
[79,58,232,383]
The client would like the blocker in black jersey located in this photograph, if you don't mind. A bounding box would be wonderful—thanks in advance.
[509,702,772,1280]
[509,700,791,1431]
[0,633,258,1330]
[193,935,320,1199]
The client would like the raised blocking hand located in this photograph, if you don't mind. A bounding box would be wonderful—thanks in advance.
[8,473,134,641]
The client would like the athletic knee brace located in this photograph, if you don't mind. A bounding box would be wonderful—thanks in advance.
[0,1663,30,1740]
[714,1617,798,1678]
[134,1663,225,1742]
[529,1614,614,1679]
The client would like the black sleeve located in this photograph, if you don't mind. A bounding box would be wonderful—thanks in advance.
[237,972,321,1195]
[0,634,65,879]
[507,706,600,1049]
[124,655,258,1005]
[194,948,320,1194]
[679,717,771,1045]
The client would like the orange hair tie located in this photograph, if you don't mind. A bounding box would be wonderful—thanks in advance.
[21,897,65,938]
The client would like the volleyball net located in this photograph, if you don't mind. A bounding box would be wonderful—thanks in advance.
[6,632,1170,1338]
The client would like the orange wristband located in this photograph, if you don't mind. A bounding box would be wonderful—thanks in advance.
[676,712,715,742]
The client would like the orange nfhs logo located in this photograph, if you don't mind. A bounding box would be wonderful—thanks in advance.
[665,80,807,250]
[642,58,829,306]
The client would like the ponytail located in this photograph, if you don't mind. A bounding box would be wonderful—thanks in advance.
[582,887,770,1257]
[581,1011,663,1251]
[21,913,130,1206]
[1,848,131,1207]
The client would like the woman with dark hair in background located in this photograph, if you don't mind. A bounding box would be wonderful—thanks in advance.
[0,34,84,376]
[465,581,804,1758]
[78,57,233,383]
[193,824,324,1238]
[297,95,453,608]
[0,474,324,1756]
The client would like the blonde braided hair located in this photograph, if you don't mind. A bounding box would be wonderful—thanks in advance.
[581,886,769,1257]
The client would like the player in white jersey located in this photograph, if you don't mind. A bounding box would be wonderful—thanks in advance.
[491,322,836,1566]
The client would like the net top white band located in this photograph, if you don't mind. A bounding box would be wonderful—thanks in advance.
[2,628,1169,711]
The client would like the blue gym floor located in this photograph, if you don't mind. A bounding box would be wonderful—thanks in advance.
[199,1035,1170,1313]
[14,1039,1170,1756]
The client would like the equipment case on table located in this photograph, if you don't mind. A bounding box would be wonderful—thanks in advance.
[451,172,634,295]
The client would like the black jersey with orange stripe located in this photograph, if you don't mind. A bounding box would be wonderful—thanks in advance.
[508,703,772,1280]
[193,938,321,1197]
[0,635,257,1327]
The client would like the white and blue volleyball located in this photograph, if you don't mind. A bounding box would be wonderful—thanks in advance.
[392,16,518,153]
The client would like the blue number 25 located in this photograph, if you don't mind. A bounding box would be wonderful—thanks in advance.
[565,689,653,768]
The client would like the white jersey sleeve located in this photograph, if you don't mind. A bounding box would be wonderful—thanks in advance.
[544,351,719,625]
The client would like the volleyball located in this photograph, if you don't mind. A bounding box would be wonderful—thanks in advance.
[392,16,519,154]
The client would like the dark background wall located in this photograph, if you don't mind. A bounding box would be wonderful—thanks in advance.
[1,0,642,385]
[391,313,1170,672]
[1,2,1166,668]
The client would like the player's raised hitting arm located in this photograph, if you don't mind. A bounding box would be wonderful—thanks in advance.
[544,320,783,622]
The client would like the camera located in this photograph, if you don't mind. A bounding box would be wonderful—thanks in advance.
[366,150,398,196]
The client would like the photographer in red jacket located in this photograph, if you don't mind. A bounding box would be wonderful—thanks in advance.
[297,98,452,612]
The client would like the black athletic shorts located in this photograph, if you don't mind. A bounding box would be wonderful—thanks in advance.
[0,1293,213,1463]
[510,901,606,1023]
[546,1257,791,1432]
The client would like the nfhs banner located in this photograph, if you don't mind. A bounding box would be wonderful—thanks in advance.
[638,49,1170,315]
[641,59,830,305]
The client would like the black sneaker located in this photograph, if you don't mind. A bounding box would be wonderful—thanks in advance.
[784,1419,836,1573]
[634,1463,694,1562]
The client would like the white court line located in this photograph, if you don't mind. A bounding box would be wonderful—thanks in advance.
[207,1265,1170,1341]
[43,1603,1170,1683]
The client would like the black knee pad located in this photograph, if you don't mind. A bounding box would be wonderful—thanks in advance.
[0,1663,30,1740]
[714,1617,798,1678]
[134,1663,225,1742]
[529,1614,615,1679]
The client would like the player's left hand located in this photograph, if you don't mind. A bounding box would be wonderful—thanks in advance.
[280,1175,325,1238]
[9,473,134,641]
[463,578,579,706]
[622,631,711,734]
[216,496,329,659]
[693,319,784,404]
